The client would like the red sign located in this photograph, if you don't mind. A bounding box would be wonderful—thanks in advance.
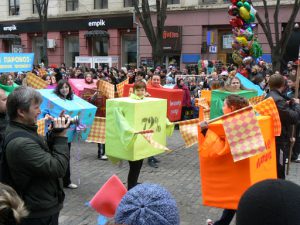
[123,84,183,121]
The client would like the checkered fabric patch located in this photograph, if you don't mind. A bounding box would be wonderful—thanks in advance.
[37,119,45,136]
[249,95,265,106]
[223,107,266,162]
[116,78,129,97]
[253,97,281,136]
[26,72,48,89]
[179,118,200,147]
[86,117,106,144]
[195,98,209,109]
[140,130,171,152]
[97,80,115,99]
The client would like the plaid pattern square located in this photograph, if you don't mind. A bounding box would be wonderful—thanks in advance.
[116,78,129,97]
[249,95,265,106]
[139,130,171,152]
[253,97,281,136]
[97,80,115,99]
[223,108,266,162]
[179,118,200,147]
[86,117,106,144]
[37,119,46,136]
[26,72,48,89]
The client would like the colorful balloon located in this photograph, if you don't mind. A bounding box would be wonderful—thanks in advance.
[232,51,243,65]
[243,56,253,65]
[250,39,263,58]
[243,2,251,11]
[239,6,251,20]
[237,1,243,8]
[230,17,244,27]
[228,5,239,16]
[231,0,239,5]
[236,36,248,47]
[241,27,254,41]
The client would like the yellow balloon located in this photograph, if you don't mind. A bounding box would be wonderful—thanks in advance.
[239,7,250,20]
[236,36,248,47]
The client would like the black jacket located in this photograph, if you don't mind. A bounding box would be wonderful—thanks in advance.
[267,90,300,143]
[5,121,69,218]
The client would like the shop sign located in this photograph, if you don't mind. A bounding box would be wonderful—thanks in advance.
[162,26,182,53]
[88,19,106,27]
[209,45,217,53]
[12,45,23,53]
[3,25,17,32]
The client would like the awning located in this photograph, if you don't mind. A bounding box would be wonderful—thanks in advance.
[0,34,20,40]
[84,30,109,39]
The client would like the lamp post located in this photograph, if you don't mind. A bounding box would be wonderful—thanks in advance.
[133,10,140,68]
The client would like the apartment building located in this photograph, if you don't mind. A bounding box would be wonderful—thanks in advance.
[0,0,299,69]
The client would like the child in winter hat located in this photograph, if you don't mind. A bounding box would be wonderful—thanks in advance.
[114,183,180,225]
[236,179,300,225]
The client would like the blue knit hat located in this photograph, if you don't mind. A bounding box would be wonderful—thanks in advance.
[115,183,180,225]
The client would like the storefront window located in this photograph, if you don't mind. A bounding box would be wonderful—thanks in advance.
[9,0,20,15]
[64,36,79,67]
[122,34,137,67]
[32,37,44,64]
[90,37,108,56]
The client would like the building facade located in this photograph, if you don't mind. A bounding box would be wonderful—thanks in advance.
[0,0,299,70]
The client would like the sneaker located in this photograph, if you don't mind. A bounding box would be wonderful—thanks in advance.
[99,155,108,160]
[148,160,158,168]
[206,219,214,225]
[152,157,160,163]
[67,183,78,189]
[294,156,300,163]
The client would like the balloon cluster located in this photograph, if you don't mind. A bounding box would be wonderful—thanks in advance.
[228,0,263,78]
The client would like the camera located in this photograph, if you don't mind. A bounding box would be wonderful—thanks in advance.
[51,115,80,132]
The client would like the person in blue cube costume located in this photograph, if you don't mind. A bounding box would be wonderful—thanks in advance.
[43,80,78,189]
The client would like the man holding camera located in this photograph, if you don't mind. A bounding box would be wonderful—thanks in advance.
[4,86,70,225]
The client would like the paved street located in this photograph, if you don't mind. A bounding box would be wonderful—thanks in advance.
[60,130,300,225]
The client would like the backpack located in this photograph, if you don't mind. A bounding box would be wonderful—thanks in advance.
[0,131,45,189]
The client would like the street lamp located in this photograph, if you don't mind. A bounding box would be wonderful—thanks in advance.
[133,10,140,68]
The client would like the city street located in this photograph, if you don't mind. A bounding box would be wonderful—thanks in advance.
[60,130,300,225]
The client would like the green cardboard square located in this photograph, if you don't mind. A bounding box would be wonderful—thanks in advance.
[106,97,167,161]
[210,89,257,119]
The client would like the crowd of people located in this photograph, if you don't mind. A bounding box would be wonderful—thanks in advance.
[0,59,300,225]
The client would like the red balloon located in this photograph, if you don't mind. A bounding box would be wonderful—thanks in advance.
[230,18,244,27]
[228,5,239,16]
[231,0,239,5]
[239,68,249,78]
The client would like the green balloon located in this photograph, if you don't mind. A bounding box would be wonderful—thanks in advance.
[237,1,243,7]
[244,2,251,11]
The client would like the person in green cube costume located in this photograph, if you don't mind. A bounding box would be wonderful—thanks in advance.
[210,76,257,119]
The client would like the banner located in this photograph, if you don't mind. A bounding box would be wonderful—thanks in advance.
[236,73,264,96]
[97,80,115,99]
[116,78,129,98]
[0,53,34,72]
[222,107,266,162]
[86,117,106,144]
[253,97,281,136]
[178,118,200,147]
[26,72,48,89]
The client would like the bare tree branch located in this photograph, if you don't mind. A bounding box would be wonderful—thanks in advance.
[256,13,273,50]
[262,0,274,47]
[274,0,280,45]
[279,0,300,56]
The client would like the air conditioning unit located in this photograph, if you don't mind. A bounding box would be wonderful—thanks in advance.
[47,39,56,48]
